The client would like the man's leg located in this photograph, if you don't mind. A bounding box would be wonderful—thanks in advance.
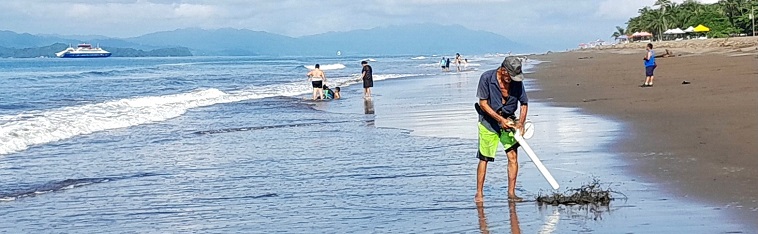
[312,88,318,100]
[475,160,488,202]
[476,123,498,202]
[649,75,655,86]
[506,149,521,200]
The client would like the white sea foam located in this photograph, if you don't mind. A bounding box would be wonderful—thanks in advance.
[361,58,377,62]
[417,63,441,67]
[411,56,427,60]
[304,63,346,70]
[0,73,424,155]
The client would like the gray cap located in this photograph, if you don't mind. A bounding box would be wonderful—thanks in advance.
[501,56,524,82]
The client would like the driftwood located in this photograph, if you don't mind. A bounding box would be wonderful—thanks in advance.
[655,49,676,58]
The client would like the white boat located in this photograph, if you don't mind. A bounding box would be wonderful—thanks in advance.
[56,44,111,58]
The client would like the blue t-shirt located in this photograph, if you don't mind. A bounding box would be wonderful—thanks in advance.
[645,50,656,67]
[476,69,528,133]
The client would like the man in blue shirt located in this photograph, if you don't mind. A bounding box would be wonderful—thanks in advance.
[474,56,529,203]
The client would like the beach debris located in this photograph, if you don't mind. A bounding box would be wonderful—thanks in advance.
[682,80,691,85]
[655,49,677,58]
[536,179,623,206]
[578,56,593,59]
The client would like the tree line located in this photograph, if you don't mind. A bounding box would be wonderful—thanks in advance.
[613,0,757,40]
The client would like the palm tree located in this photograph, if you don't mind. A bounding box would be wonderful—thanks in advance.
[719,0,742,28]
[655,0,673,31]
[611,26,627,40]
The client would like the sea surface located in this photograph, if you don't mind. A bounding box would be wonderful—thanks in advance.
[0,55,751,233]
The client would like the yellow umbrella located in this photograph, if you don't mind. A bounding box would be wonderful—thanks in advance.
[693,24,710,32]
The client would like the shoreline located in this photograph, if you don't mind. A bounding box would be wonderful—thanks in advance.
[529,48,758,228]
[314,60,751,232]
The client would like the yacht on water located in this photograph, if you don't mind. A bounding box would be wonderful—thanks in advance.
[55,44,112,58]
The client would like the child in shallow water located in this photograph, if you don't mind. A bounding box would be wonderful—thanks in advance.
[322,86,341,100]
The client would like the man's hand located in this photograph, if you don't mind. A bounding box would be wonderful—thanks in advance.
[515,121,525,136]
[498,118,515,130]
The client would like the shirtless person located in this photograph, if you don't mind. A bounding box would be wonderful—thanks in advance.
[455,53,463,72]
[307,64,326,100]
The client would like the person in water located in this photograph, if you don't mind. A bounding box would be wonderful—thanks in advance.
[307,64,326,100]
[361,61,373,98]
[322,85,341,100]
[333,87,341,99]
[474,56,529,203]
[455,53,463,72]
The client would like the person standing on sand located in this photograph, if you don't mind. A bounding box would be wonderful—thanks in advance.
[307,64,326,100]
[361,61,373,98]
[642,43,657,87]
[474,56,529,203]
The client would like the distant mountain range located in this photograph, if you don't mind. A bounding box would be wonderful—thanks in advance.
[0,24,534,58]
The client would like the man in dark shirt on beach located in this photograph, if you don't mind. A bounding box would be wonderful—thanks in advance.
[361,61,373,98]
[474,56,529,203]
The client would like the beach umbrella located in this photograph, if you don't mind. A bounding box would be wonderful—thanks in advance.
[663,29,674,34]
[693,24,710,32]
[670,28,686,34]
[684,26,696,33]
[639,32,653,37]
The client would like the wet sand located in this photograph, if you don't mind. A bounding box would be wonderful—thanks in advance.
[316,62,752,232]
[530,49,758,227]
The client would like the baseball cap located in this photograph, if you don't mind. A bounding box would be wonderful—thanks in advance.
[501,56,524,82]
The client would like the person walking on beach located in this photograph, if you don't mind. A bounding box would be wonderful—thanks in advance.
[642,43,657,87]
[361,61,373,98]
[474,56,529,203]
[307,64,326,100]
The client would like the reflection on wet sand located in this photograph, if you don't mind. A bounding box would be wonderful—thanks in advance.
[364,98,375,114]
[476,203,490,234]
[476,202,522,234]
[508,202,522,234]
[538,207,560,234]
[477,202,569,234]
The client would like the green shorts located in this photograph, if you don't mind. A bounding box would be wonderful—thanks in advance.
[477,123,518,162]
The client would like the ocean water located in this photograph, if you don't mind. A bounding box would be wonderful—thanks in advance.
[0,55,751,233]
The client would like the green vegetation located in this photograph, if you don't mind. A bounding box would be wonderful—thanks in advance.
[619,0,757,39]
[0,43,193,58]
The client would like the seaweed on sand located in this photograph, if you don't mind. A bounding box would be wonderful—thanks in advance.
[536,179,625,206]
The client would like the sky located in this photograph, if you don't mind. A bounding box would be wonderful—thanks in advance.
[1,0,720,51]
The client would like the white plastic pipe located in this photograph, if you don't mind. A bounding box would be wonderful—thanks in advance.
[514,132,560,190]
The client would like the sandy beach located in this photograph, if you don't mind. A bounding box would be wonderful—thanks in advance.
[531,43,758,226]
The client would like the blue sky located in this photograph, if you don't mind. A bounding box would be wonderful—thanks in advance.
[1,0,718,50]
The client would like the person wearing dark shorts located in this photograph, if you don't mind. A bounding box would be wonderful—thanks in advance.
[307,64,326,100]
[642,43,657,87]
[361,61,373,98]
[312,80,323,88]
[474,56,529,203]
